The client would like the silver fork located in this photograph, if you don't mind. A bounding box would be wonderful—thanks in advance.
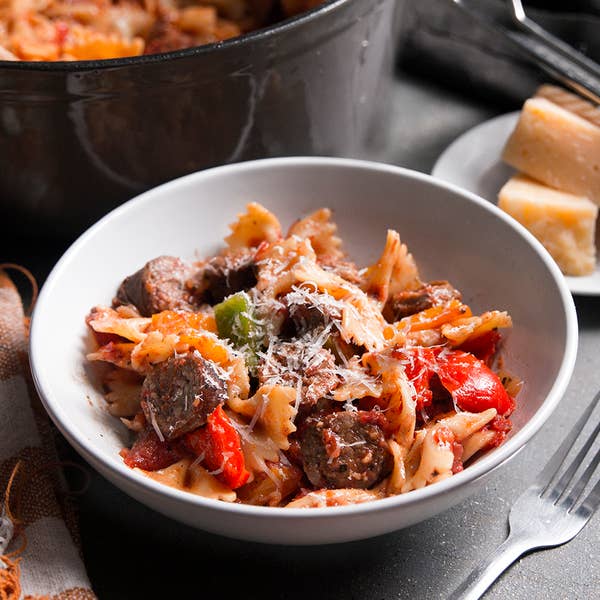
[449,390,600,600]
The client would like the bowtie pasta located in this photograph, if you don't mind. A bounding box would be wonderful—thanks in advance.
[0,0,324,61]
[85,203,521,508]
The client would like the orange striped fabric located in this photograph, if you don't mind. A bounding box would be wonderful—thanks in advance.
[0,268,95,599]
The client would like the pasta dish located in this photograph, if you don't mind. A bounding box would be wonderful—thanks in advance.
[0,0,323,61]
[85,203,521,508]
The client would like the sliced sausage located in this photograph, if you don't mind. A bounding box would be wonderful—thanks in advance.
[282,289,342,336]
[257,340,340,408]
[122,428,184,471]
[200,249,258,304]
[114,255,196,317]
[141,351,228,440]
[383,280,462,322]
[285,302,326,336]
[300,410,393,489]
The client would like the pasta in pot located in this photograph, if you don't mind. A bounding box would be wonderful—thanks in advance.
[0,0,326,61]
[85,203,521,507]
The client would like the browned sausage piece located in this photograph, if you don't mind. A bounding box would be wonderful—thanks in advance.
[281,288,342,336]
[287,302,325,333]
[201,250,258,304]
[141,352,228,441]
[300,411,393,489]
[114,256,195,317]
[257,340,340,408]
[382,280,462,322]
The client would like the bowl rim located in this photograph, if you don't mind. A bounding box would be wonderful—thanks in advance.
[30,156,579,520]
[0,0,355,72]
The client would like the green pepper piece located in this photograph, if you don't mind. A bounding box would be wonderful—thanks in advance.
[214,292,261,369]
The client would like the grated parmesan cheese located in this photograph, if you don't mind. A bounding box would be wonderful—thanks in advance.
[147,405,165,442]
[88,203,517,506]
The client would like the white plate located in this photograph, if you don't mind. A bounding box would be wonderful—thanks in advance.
[432,112,600,296]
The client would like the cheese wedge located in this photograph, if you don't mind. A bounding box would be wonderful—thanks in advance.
[535,84,600,128]
[498,174,598,276]
[502,97,600,204]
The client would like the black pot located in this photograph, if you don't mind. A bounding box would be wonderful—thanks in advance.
[1,0,400,238]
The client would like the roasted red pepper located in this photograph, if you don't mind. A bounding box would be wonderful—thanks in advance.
[184,405,250,489]
[395,346,514,416]
[435,350,514,416]
[458,330,501,365]
[393,347,437,410]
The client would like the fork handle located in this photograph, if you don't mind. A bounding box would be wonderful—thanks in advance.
[448,534,532,600]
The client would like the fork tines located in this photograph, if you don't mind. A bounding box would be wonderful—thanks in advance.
[538,390,600,515]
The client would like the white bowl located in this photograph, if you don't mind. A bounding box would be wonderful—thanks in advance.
[30,157,578,545]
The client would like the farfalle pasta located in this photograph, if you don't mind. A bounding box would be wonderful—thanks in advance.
[0,0,325,61]
[85,203,521,507]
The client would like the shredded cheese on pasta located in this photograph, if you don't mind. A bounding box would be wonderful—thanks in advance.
[86,202,519,507]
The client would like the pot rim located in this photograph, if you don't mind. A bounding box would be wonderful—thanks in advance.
[0,0,359,72]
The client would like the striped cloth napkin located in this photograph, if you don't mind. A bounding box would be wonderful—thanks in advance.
[0,267,95,599]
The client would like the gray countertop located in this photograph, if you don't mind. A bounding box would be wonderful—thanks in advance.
[18,70,600,599]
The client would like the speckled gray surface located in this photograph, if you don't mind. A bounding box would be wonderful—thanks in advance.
[15,71,600,599]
